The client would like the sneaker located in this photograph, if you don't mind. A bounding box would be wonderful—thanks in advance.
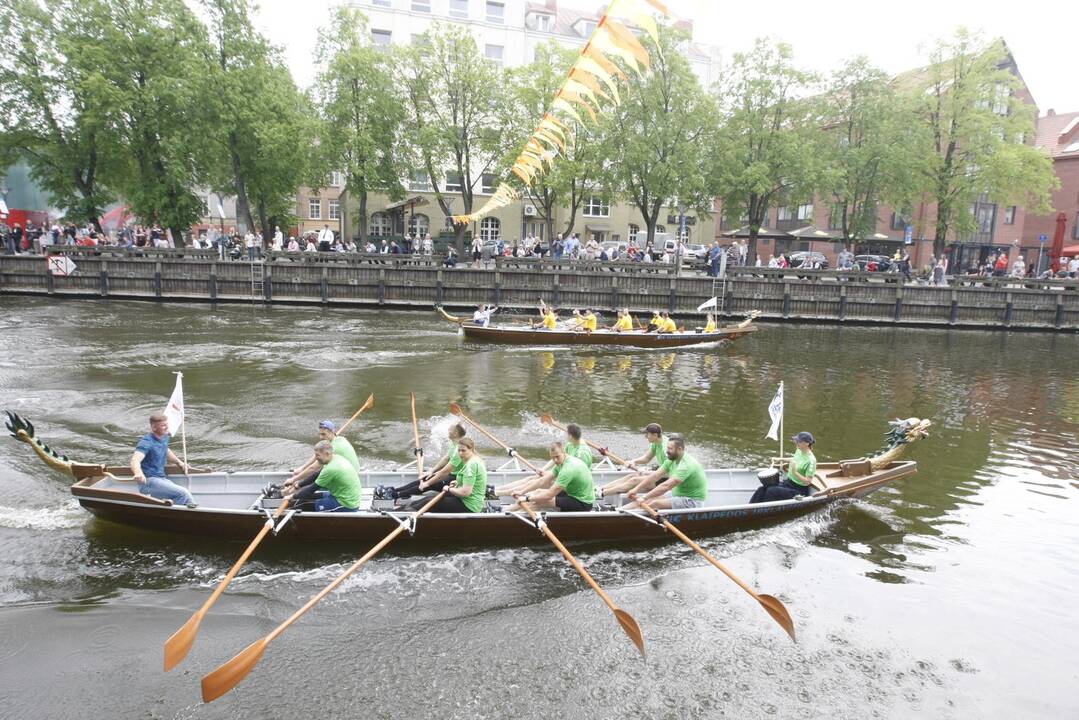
[373,485,388,500]
[485,484,498,500]
[186,502,199,509]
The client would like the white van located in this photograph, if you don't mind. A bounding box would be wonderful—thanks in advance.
[634,231,676,260]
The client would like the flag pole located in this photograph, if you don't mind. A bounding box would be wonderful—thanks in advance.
[779,381,784,462]
[176,371,189,480]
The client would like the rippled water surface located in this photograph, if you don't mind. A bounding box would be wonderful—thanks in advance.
[0,297,1077,719]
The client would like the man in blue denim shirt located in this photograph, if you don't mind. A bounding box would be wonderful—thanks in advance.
[129,413,196,506]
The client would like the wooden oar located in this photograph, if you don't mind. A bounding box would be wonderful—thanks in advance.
[201,488,449,703]
[409,392,424,476]
[337,393,375,434]
[539,414,631,467]
[635,500,796,641]
[167,396,373,671]
[164,499,290,671]
[447,403,645,656]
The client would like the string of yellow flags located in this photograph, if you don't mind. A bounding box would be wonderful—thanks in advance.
[451,0,672,225]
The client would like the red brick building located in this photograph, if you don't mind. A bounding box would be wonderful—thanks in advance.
[1025,109,1079,260]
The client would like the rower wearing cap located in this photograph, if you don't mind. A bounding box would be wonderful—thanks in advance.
[750,431,817,503]
[597,422,667,500]
[283,419,361,497]
[623,434,707,510]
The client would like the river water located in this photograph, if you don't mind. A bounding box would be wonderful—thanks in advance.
[0,297,1076,719]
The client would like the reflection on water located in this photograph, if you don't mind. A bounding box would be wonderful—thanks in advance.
[0,298,1078,718]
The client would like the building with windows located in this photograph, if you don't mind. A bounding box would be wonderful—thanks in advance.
[338,0,721,248]
[296,172,344,239]
[1026,109,1079,258]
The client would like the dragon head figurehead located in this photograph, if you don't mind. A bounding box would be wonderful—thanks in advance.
[868,417,932,470]
[5,410,77,476]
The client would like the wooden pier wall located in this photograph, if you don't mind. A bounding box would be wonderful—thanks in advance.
[3,249,1078,331]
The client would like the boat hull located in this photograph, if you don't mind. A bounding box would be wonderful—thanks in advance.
[460,323,757,348]
[69,461,916,545]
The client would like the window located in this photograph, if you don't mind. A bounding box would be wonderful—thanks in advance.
[329,171,344,187]
[308,197,321,219]
[891,211,909,231]
[1004,206,1016,225]
[371,29,392,46]
[533,13,552,31]
[578,20,597,37]
[408,213,429,236]
[796,203,812,221]
[485,1,503,24]
[777,206,793,221]
[371,0,390,6]
[411,0,430,12]
[628,223,639,239]
[828,205,844,230]
[992,82,1010,115]
[480,174,495,194]
[583,194,610,217]
[656,225,666,233]
[449,0,468,19]
[480,217,501,241]
[410,170,431,192]
[485,44,503,67]
[370,212,391,237]
[329,200,340,220]
[444,172,463,193]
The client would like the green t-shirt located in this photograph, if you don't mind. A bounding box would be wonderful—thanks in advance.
[331,435,361,474]
[552,455,594,506]
[566,441,594,469]
[666,452,707,500]
[315,454,362,508]
[455,456,488,513]
[649,435,668,466]
[447,443,465,474]
[787,448,817,487]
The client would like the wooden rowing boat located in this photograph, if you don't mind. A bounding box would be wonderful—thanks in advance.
[460,321,758,348]
[4,411,930,545]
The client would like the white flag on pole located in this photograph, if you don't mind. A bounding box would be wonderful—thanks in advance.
[163,373,185,434]
[765,382,784,441]
[696,296,718,312]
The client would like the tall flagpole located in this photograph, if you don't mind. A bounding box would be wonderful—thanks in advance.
[175,371,188,479]
[779,381,784,462]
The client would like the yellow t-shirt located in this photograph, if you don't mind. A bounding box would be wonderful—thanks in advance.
[704,318,717,333]
[660,318,677,333]
[583,313,597,332]
[615,315,633,331]
[542,311,557,329]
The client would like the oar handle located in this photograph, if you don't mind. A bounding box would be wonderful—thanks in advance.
[409,392,424,477]
[267,489,448,644]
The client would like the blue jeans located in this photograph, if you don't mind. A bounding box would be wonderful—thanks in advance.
[140,476,195,505]
[314,492,357,512]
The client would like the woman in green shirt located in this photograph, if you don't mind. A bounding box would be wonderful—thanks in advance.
[750,431,817,503]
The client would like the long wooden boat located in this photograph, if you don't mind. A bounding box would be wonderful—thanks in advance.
[5,411,930,546]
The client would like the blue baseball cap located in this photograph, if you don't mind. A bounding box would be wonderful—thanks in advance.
[791,431,815,445]
[318,420,336,432]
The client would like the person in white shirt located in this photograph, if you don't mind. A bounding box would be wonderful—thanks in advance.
[471,236,484,264]
[768,255,780,268]
[472,304,497,326]
[364,240,376,253]
[304,236,317,252]
[1067,256,1079,278]
[287,236,300,252]
[272,226,283,252]
[422,234,433,255]
[317,224,334,251]
[1010,256,1025,278]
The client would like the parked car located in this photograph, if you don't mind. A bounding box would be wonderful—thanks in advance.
[788,251,830,269]
[854,254,893,272]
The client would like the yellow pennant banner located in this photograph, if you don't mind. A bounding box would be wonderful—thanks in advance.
[451,0,672,225]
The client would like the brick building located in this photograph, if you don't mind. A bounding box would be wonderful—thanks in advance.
[1025,109,1079,259]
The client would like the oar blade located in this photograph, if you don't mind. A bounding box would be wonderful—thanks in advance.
[449,403,462,416]
[539,413,554,425]
[757,593,796,641]
[361,393,375,411]
[163,611,203,672]
[613,608,646,657]
[201,637,269,703]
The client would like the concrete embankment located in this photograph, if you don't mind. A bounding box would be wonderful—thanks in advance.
[2,249,1078,331]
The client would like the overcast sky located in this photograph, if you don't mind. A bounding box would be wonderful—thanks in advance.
[257,0,1077,114]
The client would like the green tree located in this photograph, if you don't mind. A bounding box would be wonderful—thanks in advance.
[0,0,118,228]
[312,7,405,244]
[602,26,718,247]
[821,57,927,244]
[403,23,505,249]
[202,0,311,239]
[500,41,606,242]
[910,31,1056,256]
[713,39,821,262]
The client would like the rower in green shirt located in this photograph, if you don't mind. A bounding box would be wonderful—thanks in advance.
[598,422,667,500]
[283,439,361,511]
[623,434,708,511]
[283,419,362,499]
[376,423,467,501]
[501,443,595,512]
[408,437,487,513]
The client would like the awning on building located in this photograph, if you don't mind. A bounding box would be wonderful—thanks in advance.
[724,224,789,239]
[855,232,900,242]
[384,196,430,212]
[585,224,611,232]
[788,224,841,241]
